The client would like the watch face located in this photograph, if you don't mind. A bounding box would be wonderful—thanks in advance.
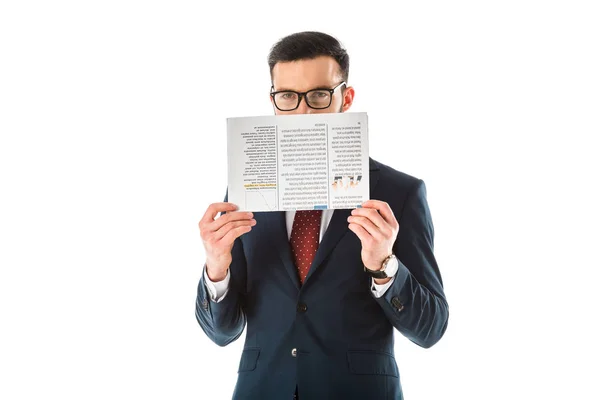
[384,255,398,276]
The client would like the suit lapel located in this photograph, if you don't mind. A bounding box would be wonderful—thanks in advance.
[304,208,351,283]
[304,158,381,284]
[266,211,301,291]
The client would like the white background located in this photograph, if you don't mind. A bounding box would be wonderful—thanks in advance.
[1,1,599,399]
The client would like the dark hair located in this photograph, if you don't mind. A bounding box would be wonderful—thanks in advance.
[268,31,349,83]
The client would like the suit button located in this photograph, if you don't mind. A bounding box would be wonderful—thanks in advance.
[291,348,297,357]
[202,299,209,310]
[391,297,404,312]
[297,303,307,313]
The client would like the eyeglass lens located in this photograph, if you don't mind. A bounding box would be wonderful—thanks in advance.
[274,90,331,110]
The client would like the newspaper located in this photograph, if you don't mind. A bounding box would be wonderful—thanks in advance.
[227,112,369,212]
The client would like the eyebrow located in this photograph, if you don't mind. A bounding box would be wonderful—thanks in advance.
[272,84,336,92]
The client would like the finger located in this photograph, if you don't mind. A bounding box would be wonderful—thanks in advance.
[347,215,384,240]
[361,200,397,229]
[209,211,254,233]
[220,224,253,245]
[351,207,389,232]
[200,202,239,225]
[348,222,373,246]
[214,219,257,241]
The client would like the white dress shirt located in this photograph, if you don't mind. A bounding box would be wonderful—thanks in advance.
[204,210,396,302]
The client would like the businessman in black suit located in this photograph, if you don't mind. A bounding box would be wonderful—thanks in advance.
[196,31,449,399]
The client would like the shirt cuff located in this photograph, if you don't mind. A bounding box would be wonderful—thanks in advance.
[371,276,395,298]
[203,267,231,303]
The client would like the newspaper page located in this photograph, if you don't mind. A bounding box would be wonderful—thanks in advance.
[227,112,369,212]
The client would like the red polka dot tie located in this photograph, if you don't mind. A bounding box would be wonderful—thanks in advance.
[290,210,322,284]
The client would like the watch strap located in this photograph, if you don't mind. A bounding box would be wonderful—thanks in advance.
[364,254,396,279]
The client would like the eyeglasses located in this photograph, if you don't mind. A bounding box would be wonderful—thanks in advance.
[270,81,346,111]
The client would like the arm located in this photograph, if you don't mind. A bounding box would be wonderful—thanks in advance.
[373,180,448,348]
[195,235,247,347]
[195,194,253,347]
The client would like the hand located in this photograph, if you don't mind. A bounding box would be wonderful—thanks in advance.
[347,200,399,272]
[198,202,256,281]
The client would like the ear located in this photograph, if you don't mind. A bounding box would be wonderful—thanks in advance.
[341,85,355,112]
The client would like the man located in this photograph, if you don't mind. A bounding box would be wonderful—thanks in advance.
[196,31,448,399]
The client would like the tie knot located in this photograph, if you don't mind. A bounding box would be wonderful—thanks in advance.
[296,209,322,220]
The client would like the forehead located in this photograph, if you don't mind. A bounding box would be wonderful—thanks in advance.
[272,56,342,91]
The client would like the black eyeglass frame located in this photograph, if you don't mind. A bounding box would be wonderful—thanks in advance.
[270,81,347,111]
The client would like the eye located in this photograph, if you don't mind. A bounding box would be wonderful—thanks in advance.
[279,92,297,100]
[308,90,330,100]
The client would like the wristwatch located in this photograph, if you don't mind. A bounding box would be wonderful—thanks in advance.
[364,254,399,279]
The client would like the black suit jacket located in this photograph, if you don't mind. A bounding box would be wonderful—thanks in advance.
[196,157,449,399]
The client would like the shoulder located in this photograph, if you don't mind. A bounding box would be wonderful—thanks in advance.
[370,157,424,196]
[369,157,432,228]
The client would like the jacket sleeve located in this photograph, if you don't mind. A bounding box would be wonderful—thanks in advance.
[373,179,449,348]
[195,190,247,347]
